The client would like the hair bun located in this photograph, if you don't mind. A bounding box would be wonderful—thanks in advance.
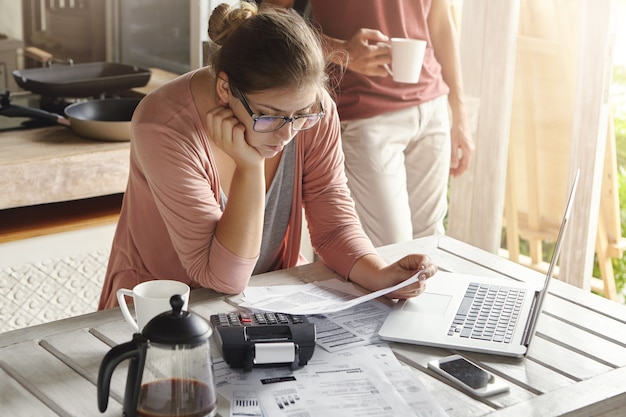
[208,2,257,46]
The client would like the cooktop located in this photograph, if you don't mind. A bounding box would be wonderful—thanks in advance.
[0,92,77,132]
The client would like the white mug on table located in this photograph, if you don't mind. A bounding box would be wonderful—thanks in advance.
[380,38,427,84]
[116,280,190,332]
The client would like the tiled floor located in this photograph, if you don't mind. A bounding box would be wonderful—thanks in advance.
[0,224,115,333]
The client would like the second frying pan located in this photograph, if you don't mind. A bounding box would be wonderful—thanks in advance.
[0,96,141,141]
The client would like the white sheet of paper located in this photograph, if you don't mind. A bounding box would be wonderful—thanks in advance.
[308,300,391,352]
[255,360,415,417]
[215,344,448,417]
[240,269,426,315]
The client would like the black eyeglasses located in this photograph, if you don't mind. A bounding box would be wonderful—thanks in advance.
[233,87,325,133]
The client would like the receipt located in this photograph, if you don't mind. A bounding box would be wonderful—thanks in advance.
[254,342,295,365]
[243,269,426,315]
[294,269,426,314]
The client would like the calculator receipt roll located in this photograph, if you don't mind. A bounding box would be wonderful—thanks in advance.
[254,342,296,365]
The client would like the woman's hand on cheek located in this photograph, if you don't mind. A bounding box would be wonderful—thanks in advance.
[206,106,264,168]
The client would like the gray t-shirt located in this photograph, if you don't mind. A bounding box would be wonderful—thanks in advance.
[219,140,295,275]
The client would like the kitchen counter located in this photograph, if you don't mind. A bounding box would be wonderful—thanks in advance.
[0,67,178,211]
[0,68,178,241]
[0,126,129,210]
[0,68,177,209]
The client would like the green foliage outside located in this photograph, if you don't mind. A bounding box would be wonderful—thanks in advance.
[597,64,626,298]
[501,65,626,301]
[478,15,626,301]
[592,167,626,297]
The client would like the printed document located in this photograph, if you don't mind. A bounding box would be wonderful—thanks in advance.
[213,344,448,417]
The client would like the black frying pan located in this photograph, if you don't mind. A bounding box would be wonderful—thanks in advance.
[64,98,141,141]
[12,62,151,98]
[0,93,141,141]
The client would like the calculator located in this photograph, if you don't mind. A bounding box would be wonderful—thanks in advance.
[210,311,316,371]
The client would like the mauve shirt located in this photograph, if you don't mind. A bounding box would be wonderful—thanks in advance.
[310,0,450,120]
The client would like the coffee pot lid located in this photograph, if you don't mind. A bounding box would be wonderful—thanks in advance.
[142,294,211,345]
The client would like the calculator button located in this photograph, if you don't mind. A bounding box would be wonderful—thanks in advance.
[265,313,278,324]
[228,312,242,326]
[253,313,267,325]
[276,313,290,324]
[216,313,230,326]
[239,312,252,324]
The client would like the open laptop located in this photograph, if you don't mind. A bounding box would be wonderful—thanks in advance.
[378,169,580,357]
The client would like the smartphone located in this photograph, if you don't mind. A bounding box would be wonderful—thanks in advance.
[427,355,510,397]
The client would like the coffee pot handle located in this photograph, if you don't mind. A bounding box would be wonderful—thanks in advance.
[97,334,147,417]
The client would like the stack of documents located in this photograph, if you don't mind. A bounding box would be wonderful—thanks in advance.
[212,277,449,416]
[213,343,448,417]
[240,279,394,351]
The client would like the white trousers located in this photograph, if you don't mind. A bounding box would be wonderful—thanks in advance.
[341,95,451,247]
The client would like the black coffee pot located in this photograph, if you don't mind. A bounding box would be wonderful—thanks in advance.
[98,295,217,417]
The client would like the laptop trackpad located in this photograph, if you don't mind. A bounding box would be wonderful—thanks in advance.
[401,293,452,316]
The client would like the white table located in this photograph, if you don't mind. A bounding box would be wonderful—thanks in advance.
[1,236,625,416]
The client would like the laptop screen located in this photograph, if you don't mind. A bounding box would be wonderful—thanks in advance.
[523,168,580,346]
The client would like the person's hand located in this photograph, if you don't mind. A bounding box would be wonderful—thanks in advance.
[350,253,437,299]
[341,28,391,77]
[449,116,474,177]
[381,254,438,299]
[205,106,264,169]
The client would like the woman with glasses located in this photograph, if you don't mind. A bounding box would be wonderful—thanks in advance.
[98,2,437,310]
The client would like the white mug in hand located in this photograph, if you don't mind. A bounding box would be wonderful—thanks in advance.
[382,38,427,84]
[116,280,190,332]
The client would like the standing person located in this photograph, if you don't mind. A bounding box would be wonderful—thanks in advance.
[267,0,475,247]
[98,2,437,310]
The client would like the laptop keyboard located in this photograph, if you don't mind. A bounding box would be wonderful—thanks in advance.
[448,282,527,343]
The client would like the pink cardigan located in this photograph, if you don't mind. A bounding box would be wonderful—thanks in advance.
[98,70,376,309]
